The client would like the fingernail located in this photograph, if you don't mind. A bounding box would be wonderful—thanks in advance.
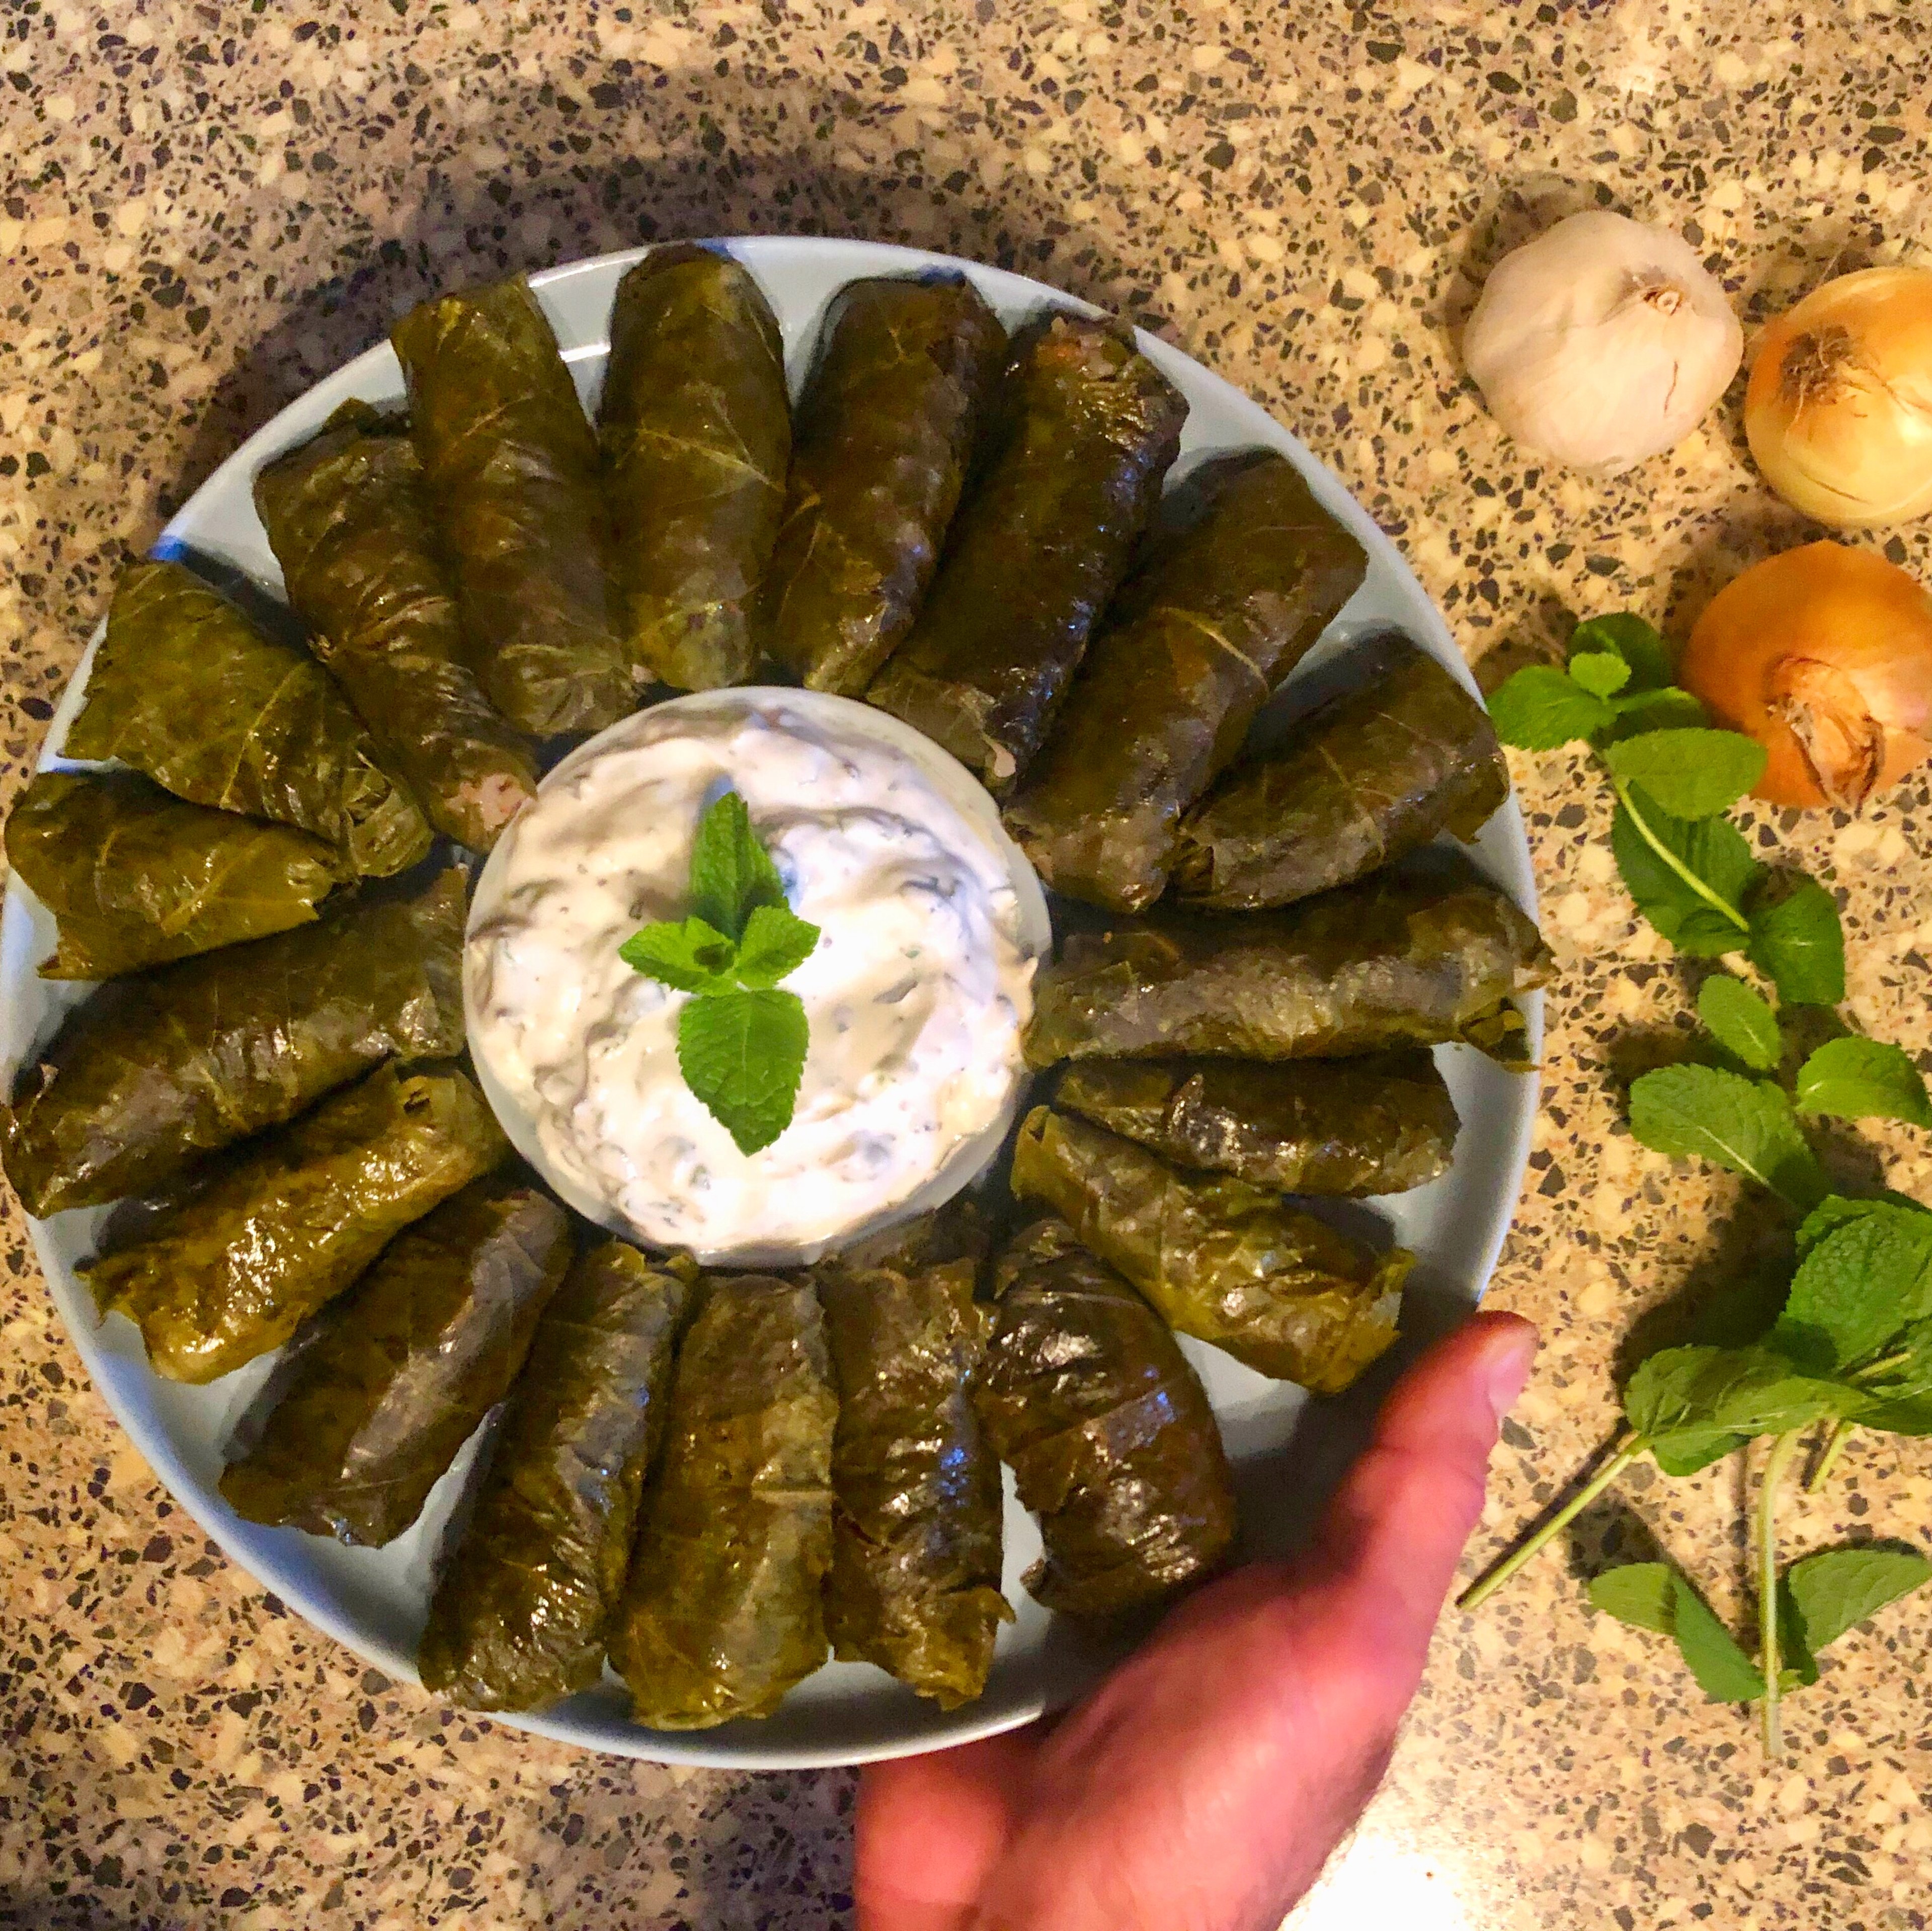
[1483,1326,1537,1426]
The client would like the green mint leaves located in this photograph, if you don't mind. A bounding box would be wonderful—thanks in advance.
[1626,1065,1827,1216]
[1589,1563,1769,1702]
[1794,1037,1932,1127]
[1590,1549,1930,1704]
[676,988,811,1156]
[1471,604,1932,1763]
[621,790,819,1155]
[1601,729,1766,820]
[1697,975,1782,1072]
[1486,612,1845,1008]
[688,789,790,940]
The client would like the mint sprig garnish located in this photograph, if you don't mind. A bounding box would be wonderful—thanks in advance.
[621,790,819,1155]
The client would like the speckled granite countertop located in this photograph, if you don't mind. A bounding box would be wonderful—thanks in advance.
[6,2,1932,1925]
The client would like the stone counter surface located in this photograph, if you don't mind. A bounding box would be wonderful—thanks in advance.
[5,2,1932,1925]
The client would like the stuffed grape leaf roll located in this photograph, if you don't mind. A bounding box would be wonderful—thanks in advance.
[2,868,467,1219]
[86,1059,508,1384]
[1005,453,1366,912]
[4,769,344,980]
[976,1217,1236,1618]
[392,277,632,736]
[1009,1107,1408,1392]
[419,1241,694,1712]
[1024,876,1554,1070]
[219,1174,572,1545]
[1175,637,1509,910]
[63,559,432,877]
[868,314,1188,795]
[765,275,1007,696]
[612,1274,837,1729]
[253,400,539,853]
[1054,1052,1459,1197]
[816,1211,1010,1709]
[598,245,790,691]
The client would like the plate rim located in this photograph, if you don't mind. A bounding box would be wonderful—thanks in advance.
[3,234,1541,1771]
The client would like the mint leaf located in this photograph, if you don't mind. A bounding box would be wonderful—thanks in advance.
[1568,650,1631,698]
[1487,665,1614,749]
[1570,613,1675,691]
[1747,878,1844,1006]
[1795,1037,1932,1127]
[733,902,821,990]
[1603,686,1707,742]
[1772,1209,1932,1376]
[1589,1562,1767,1701]
[620,915,740,994]
[1588,1562,1675,1634]
[1670,1573,1770,1703]
[1603,730,1767,819]
[1793,1193,1930,1260]
[676,988,810,1155]
[1624,1344,1848,1473]
[1698,976,1782,1072]
[689,790,789,943]
[1611,797,1759,956]
[1628,1064,1826,1212]
[1783,1546,1932,1654]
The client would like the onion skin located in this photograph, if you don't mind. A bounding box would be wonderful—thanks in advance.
[1745,267,1932,529]
[1680,542,1932,810]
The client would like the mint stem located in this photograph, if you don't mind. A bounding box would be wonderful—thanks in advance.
[1606,773,1751,935]
[1458,1431,1648,1612]
[1805,1417,1855,1494]
[1759,1430,1801,1761]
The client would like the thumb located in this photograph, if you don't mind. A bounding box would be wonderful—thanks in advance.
[1312,1310,1537,1678]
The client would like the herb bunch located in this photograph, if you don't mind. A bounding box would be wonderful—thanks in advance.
[621,790,819,1154]
[1468,615,1932,1760]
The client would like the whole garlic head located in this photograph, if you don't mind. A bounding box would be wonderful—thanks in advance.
[1462,209,1744,475]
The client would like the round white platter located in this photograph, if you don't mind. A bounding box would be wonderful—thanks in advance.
[0,237,1540,1769]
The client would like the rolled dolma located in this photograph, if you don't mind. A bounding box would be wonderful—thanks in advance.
[87,1060,508,1384]
[219,1176,572,1545]
[2,869,466,1219]
[64,559,431,877]
[253,400,539,853]
[765,276,1007,696]
[1005,454,1366,912]
[597,244,790,690]
[1009,1108,1408,1392]
[816,1212,1010,1710]
[392,277,631,735]
[1176,639,1509,910]
[977,1217,1236,1618]
[5,769,344,980]
[1055,1052,1459,1197]
[1024,876,1554,1070]
[418,1241,694,1712]
[612,1274,837,1729]
[868,314,1188,795]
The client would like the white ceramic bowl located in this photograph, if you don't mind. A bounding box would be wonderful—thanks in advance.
[0,237,1541,1769]
[465,685,1054,1267]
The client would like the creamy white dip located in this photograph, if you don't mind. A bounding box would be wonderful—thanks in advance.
[466,694,1039,1262]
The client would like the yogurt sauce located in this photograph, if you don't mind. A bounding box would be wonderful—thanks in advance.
[466,694,1040,1261]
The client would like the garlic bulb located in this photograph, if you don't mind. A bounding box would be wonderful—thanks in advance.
[1462,210,1744,475]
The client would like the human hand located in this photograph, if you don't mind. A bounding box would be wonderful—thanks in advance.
[855,1309,1539,1931]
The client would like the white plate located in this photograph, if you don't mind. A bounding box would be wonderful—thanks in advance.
[0,238,1541,1770]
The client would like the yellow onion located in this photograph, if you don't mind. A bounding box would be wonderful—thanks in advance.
[1680,541,1932,810]
[1745,266,1932,528]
